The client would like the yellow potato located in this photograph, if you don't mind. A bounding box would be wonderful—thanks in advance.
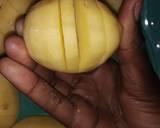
[0,73,19,128]
[0,0,33,54]
[102,0,123,13]
[8,0,32,13]
[24,0,121,73]
[12,116,65,128]
[0,0,17,33]
[0,32,5,54]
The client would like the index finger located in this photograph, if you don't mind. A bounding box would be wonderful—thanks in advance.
[0,58,74,126]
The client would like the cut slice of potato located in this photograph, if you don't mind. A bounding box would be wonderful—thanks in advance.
[75,0,106,72]
[97,2,121,65]
[24,0,66,72]
[60,0,79,72]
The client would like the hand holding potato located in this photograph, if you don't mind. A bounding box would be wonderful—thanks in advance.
[1,0,160,128]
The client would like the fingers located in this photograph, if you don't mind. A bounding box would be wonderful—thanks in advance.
[0,58,101,127]
[50,77,71,96]
[118,0,143,50]
[118,0,144,68]
[4,35,55,83]
[117,0,159,95]
[118,0,160,98]
[5,35,36,69]
[0,58,74,126]
[5,33,75,94]
[34,65,54,83]
[118,0,145,69]
[16,17,24,36]
[118,0,160,127]
[55,72,81,85]
[0,58,37,92]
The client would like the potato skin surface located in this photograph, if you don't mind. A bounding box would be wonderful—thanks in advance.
[24,0,121,73]
[0,74,19,128]
[13,116,65,128]
[0,0,33,54]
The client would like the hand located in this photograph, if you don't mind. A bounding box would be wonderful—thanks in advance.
[1,0,160,127]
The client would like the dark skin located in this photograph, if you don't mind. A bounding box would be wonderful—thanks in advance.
[1,0,160,127]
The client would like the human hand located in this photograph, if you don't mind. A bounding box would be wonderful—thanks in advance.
[1,0,160,127]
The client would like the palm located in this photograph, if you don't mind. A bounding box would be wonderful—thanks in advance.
[26,54,160,128]
[32,59,125,127]
[31,60,121,127]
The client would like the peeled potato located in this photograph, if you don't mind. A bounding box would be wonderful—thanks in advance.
[0,74,19,128]
[12,116,65,128]
[24,0,121,73]
[0,33,5,54]
[0,0,33,54]
[102,0,123,12]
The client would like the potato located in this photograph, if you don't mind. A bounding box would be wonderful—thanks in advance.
[0,0,33,54]
[12,116,65,128]
[0,73,19,128]
[24,0,121,73]
[102,0,123,12]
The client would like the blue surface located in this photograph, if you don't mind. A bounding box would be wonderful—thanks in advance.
[18,92,48,120]
[141,0,160,77]
[18,0,160,120]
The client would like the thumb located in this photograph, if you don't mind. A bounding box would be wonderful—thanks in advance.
[118,1,160,127]
[118,0,143,50]
[118,0,159,98]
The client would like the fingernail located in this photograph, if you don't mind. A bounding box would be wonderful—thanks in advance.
[134,0,143,21]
